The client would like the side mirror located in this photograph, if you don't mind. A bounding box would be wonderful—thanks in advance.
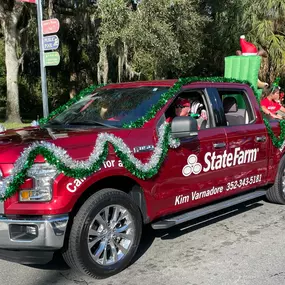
[171,116,198,138]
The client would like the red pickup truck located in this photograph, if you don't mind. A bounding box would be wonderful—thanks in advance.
[0,79,284,278]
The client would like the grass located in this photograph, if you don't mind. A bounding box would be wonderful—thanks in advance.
[0,121,32,130]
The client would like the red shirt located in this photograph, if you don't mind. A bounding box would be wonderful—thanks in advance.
[260,98,281,113]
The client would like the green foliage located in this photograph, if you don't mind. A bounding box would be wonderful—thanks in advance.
[0,0,285,123]
[242,0,285,81]
[106,0,211,79]
[198,0,246,76]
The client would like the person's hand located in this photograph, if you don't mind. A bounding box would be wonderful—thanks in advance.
[201,110,208,120]
[273,114,283,120]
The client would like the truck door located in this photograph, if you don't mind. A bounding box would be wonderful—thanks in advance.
[213,86,268,194]
[153,86,230,217]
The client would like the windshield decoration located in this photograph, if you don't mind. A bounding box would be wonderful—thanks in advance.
[0,122,179,201]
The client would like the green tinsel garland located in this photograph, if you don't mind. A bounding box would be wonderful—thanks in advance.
[2,76,283,201]
[123,77,255,128]
[0,124,172,201]
[39,84,105,126]
[263,119,285,148]
[1,145,109,201]
[123,76,285,148]
[38,76,285,148]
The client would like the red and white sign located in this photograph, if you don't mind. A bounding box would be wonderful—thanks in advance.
[42,19,60,35]
[17,0,36,3]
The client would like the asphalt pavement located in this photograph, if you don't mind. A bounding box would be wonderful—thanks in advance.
[1,198,285,285]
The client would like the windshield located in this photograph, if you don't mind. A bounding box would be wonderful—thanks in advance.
[46,87,169,128]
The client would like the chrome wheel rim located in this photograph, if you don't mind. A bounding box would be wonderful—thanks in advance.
[87,204,135,266]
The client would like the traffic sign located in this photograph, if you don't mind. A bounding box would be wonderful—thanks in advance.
[17,0,36,3]
[44,52,60,66]
[43,35,59,51]
[42,19,60,35]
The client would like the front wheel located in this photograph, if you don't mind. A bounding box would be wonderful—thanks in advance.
[266,155,285,204]
[62,188,142,278]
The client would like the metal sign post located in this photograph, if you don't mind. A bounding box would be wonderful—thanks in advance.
[36,0,49,117]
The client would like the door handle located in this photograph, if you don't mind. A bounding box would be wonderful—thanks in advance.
[213,142,226,149]
[255,136,266,143]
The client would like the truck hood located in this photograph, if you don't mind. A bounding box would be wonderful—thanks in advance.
[0,126,131,163]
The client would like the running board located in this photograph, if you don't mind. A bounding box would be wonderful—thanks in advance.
[151,190,266,230]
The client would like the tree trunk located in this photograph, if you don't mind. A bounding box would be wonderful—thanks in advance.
[118,54,123,83]
[2,17,21,123]
[69,72,77,98]
[48,0,54,18]
[97,43,108,84]
[122,42,140,81]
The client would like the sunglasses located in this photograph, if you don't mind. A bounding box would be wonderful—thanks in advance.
[175,105,189,108]
[271,86,281,93]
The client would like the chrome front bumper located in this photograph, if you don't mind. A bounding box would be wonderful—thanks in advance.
[0,214,69,250]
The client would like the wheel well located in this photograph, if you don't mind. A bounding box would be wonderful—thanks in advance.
[69,176,149,223]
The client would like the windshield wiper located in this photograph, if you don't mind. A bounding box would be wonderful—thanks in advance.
[69,120,118,128]
[43,119,62,127]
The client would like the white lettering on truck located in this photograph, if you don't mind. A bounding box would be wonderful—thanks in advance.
[66,177,87,193]
[182,147,259,176]
[175,194,190,205]
[203,147,258,172]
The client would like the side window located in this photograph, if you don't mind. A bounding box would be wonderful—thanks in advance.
[164,90,211,130]
[217,89,255,126]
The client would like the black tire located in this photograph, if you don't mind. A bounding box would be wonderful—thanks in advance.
[62,188,142,278]
[266,155,285,204]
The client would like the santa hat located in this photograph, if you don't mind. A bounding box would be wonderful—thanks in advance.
[176,98,190,107]
[240,35,258,55]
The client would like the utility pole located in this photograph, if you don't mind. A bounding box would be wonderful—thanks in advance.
[36,0,49,117]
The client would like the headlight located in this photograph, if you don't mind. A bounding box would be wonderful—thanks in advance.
[19,163,58,202]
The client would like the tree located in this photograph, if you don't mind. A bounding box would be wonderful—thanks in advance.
[52,0,98,95]
[0,34,6,99]
[198,0,245,76]
[0,1,31,123]
[242,0,285,83]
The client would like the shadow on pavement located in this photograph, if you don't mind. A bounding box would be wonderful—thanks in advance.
[154,199,264,240]
[26,251,70,271]
[25,198,265,276]
[130,198,264,265]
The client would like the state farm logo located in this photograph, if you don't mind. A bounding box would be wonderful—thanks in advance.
[182,154,202,176]
[182,147,259,177]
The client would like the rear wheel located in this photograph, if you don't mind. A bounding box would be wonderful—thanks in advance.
[266,155,285,204]
[63,188,142,278]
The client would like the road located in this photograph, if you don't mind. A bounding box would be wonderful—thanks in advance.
[1,198,285,285]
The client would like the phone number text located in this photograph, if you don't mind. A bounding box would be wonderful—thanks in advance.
[226,174,262,191]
